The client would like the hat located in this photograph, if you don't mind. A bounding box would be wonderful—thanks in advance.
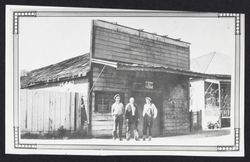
[145,97,152,101]
[113,94,120,100]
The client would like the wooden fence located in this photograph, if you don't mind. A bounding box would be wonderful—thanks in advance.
[20,89,87,134]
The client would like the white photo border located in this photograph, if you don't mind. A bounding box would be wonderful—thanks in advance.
[10,9,244,154]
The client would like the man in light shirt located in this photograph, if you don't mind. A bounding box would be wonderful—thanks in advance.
[142,97,158,141]
[111,94,124,141]
[125,97,139,141]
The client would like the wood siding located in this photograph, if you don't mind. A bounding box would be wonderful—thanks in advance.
[20,90,86,134]
[92,24,190,70]
[91,65,129,137]
[26,78,90,123]
[20,78,90,135]
[91,64,191,137]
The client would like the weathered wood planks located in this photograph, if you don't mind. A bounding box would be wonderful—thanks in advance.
[93,26,190,70]
[20,89,88,134]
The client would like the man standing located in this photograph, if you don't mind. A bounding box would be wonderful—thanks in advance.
[125,97,139,141]
[142,97,158,141]
[111,94,124,141]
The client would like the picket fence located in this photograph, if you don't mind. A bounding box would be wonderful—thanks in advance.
[20,89,87,134]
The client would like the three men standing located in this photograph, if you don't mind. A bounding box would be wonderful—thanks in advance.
[111,94,158,141]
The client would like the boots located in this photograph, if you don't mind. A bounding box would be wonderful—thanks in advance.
[134,130,139,141]
[126,132,130,141]
[142,135,152,141]
[112,131,117,140]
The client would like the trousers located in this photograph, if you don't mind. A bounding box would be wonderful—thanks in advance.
[113,115,123,139]
[143,114,153,137]
[126,119,138,139]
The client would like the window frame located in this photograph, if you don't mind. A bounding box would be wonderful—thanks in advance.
[94,91,125,113]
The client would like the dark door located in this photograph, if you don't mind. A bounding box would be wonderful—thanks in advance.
[131,91,162,137]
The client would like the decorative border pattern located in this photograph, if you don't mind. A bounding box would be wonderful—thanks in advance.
[235,14,241,35]
[13,11,36,34]
[12,11,242,153]
[218,13,241,35]
[13,127,37,149]
[217,128,240,151]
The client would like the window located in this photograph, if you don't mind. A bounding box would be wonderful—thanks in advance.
[204,81,219,107]
[95,91,124,113]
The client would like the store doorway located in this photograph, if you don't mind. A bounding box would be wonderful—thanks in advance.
[131,91,162,137]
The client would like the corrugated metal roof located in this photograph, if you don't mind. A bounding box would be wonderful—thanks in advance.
[21,53,90,88]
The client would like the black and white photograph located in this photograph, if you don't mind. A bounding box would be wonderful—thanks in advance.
[5,5,245,156]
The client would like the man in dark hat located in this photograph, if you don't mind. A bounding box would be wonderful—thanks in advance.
[142,97,158,141]
[125,97,139,141]
[111,94,124,140]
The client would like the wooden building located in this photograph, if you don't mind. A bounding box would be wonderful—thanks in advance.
[20,20,230,138]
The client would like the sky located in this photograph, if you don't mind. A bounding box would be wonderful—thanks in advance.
[19,16,235,71]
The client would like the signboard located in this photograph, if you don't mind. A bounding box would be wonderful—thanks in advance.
[145,81,154,89]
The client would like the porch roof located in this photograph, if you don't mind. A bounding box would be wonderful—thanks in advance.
[92,58,231,80]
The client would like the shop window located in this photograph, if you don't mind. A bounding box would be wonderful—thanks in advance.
[204,81,219,107]
[95,91,124,113]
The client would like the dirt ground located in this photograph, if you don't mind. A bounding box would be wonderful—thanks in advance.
[21,128,234,146]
